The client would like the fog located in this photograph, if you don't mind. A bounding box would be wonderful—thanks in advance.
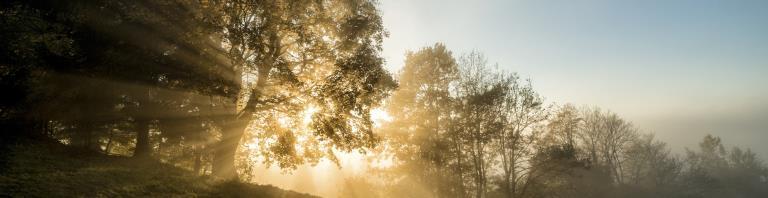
[2,0,766,197]
[379,0,768,161]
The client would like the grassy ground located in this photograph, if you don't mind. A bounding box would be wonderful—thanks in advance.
[0,140,318,198]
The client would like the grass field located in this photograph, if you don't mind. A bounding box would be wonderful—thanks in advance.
[0,140,318,198]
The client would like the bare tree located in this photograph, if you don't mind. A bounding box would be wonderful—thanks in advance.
[623,133,682,189]
[577,107,636,184]
[543,104,581,147]
[454,51,503,198]
[495,73,549,198]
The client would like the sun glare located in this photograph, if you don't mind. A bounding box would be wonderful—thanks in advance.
[370,108,392,128]
[240,107,395,197]
[302,105,319,125]
[276,115,292,128]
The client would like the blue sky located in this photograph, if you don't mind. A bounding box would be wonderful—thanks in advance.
[379,0,768,157]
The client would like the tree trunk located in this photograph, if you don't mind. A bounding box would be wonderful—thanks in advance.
[504,172,512,198]
[78,121,101,151]
[193,146,203,175]
[104,129,114,154]
[500,137,513,198]
[212,33,272,180]
[452,131,466,198]
[212,114,251,180]
[133,119,152,158]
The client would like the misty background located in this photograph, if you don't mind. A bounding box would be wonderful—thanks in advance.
[2,0,766,197]
[380,0,768,159]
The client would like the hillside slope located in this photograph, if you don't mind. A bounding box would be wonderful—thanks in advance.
[0,140,319,198]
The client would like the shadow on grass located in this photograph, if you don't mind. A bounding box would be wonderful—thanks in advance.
[0,140,318,198]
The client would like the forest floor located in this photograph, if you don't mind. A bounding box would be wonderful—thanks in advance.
[0,139,318,198]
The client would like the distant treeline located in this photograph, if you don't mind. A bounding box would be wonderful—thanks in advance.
[340,43,768,198]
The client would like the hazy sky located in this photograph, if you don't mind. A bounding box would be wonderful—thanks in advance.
[379,0,768,158]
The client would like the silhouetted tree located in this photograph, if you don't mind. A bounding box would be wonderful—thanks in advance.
[578,107,637,184]
[454,51,507,198]
[493,72,548,198]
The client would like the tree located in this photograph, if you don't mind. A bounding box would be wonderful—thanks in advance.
[1,0,396,181]
[525,143,598,198]
[0,1,80,139]
[1,0,236,153]
[578,107,636,184]
[622,133,682,195]
[682,135,768,197]
[454,51,505,198]
[543,104,581,147]
[379,43,462,197]
[207,0,396,179]
[494,72,548,198]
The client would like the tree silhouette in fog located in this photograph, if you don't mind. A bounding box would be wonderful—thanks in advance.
[353,43,768,198]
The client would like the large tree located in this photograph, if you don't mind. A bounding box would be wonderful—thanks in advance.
[1,0,395,181]
[206,0,396,179]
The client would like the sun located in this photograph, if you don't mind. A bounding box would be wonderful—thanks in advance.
[302,105,319,125]
[370,107,392,128]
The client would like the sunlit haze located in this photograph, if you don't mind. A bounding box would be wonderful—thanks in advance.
[380,0,768,159]
[3,0,767,197]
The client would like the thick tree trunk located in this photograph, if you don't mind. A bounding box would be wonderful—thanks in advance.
[212,37,271,179]
[133,119,152,158]
[212,114,250,180]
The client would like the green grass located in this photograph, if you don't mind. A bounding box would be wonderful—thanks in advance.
[0,140,319,198]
